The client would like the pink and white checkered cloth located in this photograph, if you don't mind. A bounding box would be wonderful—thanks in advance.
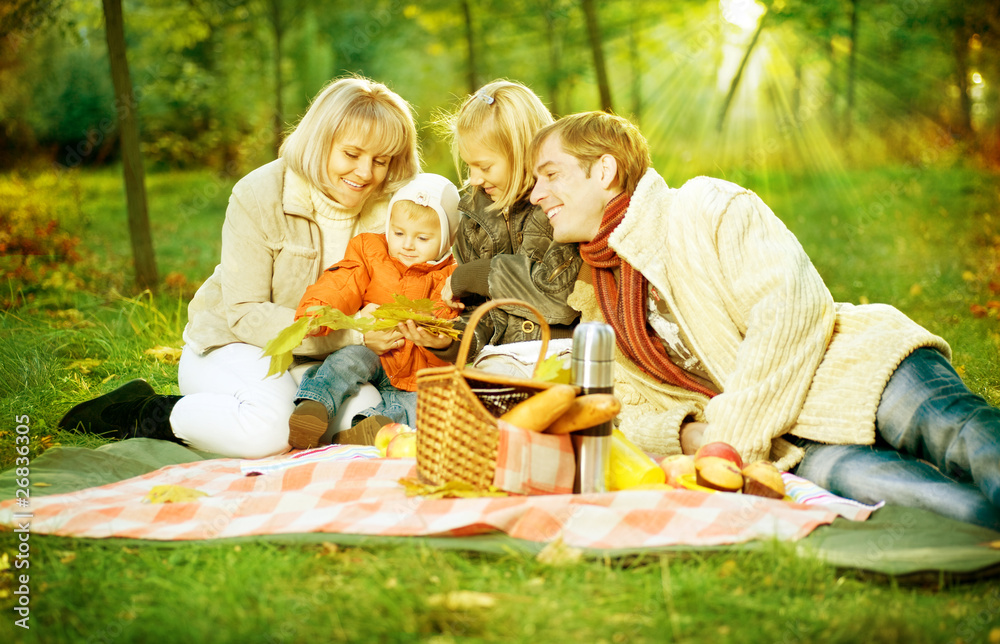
[493,420,575,495]
[0,456,862,547]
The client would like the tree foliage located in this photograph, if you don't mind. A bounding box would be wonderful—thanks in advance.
[1,0,998,174]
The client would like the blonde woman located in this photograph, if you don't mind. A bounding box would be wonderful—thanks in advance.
[59,76,420,458]
[403,79,582,360]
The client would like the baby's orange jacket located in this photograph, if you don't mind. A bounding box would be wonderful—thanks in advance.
[295,233,458,392]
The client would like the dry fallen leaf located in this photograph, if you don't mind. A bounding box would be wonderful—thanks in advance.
[426,591,497,610]
[144,346,183,364]
[398,477,508,498]
[66,358,103,374]
[143,485,209,504]
[535,536,583,566]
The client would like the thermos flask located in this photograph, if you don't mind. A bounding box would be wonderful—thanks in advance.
[570,322,615,493]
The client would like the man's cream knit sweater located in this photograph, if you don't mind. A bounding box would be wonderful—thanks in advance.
[568,169,950,470]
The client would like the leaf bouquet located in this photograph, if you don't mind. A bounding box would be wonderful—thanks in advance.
[262,295,461,378]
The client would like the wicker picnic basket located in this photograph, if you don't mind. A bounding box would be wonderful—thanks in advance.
[415,299,570,488]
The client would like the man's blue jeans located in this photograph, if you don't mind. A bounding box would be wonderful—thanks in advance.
[295,345,418,428]
[793,348,1000,530]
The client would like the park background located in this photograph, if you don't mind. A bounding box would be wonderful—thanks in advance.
[2,1,1000,642]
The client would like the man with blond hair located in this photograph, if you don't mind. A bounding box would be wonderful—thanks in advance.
[529,111,1000,528]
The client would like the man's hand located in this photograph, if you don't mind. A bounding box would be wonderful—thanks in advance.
[397,319,453,350]
[680,421,708,455]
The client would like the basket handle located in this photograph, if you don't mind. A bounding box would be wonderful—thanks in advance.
[456,298,551,375]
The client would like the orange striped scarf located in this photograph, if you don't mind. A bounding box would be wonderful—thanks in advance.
[578,192,716,398]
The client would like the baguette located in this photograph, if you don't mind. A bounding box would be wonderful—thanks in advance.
[544,394,621,435]
[499,384,577,432]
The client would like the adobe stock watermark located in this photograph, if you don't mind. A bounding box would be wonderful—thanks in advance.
[12,414,33,630]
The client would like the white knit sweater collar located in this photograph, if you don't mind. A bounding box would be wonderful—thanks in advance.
[282,167,362,222]
[309,183,363,222]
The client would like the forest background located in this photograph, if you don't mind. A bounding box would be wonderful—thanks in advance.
[2,3,1000,642]
[1,0,999,293]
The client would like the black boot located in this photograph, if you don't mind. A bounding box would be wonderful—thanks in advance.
[58,379,156,436]
[100,395,186,444]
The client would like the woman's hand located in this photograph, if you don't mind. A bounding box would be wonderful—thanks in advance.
[358,303,404,355]
[397,319,453,350]
[440,277,464,310]
[680,421,709,455]
[363,328,405,355]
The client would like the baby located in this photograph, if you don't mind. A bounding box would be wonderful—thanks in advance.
[288,173,461,449]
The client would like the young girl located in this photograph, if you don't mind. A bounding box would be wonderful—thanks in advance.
[402,80,582,360]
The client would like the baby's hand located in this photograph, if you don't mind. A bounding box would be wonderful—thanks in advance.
[359,302,380,318]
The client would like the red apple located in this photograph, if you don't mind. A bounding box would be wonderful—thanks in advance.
[741,461,786,499]
[694,441,743,470]
[695,456,744,492]
[659,454,696,488]
[385,431,417,459]
[375,423,415,457]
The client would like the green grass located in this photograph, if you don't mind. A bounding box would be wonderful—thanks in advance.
[2,164,1000,642]
[0,537,997,643]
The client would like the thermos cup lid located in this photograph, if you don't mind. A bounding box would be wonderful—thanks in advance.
[571,322,616,363]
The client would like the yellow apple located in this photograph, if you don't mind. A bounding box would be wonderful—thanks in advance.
[385,431,417,459]
[694,456,744,492]
[374,423,415,457]
[659,454,696,488]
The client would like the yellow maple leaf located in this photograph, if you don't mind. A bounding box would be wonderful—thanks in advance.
[143,485,209,504]
[536,536,583,566]
[144,346,183,364]
[426,591,497,610]
[66,358,103,374]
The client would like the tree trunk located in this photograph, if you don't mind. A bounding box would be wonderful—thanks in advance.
[580,0,612,112]
[102,0,158,290]
[716,12,766,132]
[461,0,478,95]
[542,0,561,116]
[952,8,973,139]
[845,0,859,139]
[629,0,641,124]
[270,0,284,157]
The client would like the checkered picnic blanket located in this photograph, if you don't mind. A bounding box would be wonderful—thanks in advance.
[0,455,861,547]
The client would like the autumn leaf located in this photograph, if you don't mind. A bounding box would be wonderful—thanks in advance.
[66,358,103,374]
[262,316,313,377]
[536,536,583,565]
[263,296,460,377]
[143,485,209,504]
[398,477,507,498]
[970,303,989,318]
[534,353,572,383]
[427,591,497,610]
[144,345,183,364]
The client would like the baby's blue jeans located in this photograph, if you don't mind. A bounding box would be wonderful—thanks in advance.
[295,345,418,428]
